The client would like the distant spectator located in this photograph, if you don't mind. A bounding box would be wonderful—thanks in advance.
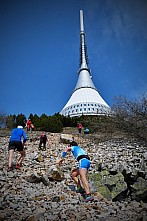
[26,119,32,131]
[77,123,83,134]
[39,132,48,151]
[84,128,89,134]
[7,125,27,171]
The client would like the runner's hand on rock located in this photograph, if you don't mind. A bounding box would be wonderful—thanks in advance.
[58,159,64,165]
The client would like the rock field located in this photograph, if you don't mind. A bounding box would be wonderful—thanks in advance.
[0,129,147,221]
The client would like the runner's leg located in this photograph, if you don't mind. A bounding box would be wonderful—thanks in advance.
[17,149,26,165]
[71,168,81,188]
[8,149,14,168]
[79,168,91,195]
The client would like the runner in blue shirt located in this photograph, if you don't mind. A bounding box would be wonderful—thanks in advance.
[7,125,27,171]
[58,141,94,202]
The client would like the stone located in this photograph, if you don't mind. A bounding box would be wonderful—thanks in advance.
[131,177,147,201]
[47,165,64,181]
[60,134,73,144]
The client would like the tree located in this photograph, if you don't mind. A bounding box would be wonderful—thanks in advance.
[16,114,26,127]
[6,114,16,129]
[30,114,40,128]
[28,113,34,121]
[0,109,7,128]
[112,94,147,141]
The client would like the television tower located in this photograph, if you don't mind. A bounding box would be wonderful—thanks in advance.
[60,10,111,117]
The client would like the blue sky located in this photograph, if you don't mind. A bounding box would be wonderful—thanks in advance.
[0,0,147,118]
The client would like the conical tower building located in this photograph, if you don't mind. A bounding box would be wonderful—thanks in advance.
[60,10,111,117]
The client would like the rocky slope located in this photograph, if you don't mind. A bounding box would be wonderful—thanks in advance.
[0,129,147,221]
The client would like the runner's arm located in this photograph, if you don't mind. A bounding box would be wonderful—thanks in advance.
[22,130,27,144]
[58,147,71,165]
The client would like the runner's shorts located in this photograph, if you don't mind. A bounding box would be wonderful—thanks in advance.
[8,141,23,151]
[78,158,90,170]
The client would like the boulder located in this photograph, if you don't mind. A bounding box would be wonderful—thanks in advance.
[130,177,147,202]
[26,172,42,183]
[88,170,128,201]
[60,134,73,144]
[47,165,64,181]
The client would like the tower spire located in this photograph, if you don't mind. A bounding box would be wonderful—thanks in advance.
[75,9,95,91]
[60,10,111,117]
[80,10,84,32]
[79,9,88,68]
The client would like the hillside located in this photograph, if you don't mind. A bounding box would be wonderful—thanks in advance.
[0,128,147,220]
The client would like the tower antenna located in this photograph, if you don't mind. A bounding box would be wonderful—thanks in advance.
[80,10,84,32]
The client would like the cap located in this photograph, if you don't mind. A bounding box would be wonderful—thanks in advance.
[70,141,78,146]
[17,126,23,129]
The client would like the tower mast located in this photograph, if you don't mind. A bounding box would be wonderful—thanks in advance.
[80,10,84,32]
[79,10,89,69]
[75,9,95,91]
[79,9,88,68]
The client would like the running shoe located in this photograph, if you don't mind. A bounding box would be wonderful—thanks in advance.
[15,163,20,169]
[7,167,12,171]
[76,187,86,194]
[83,195,94,202]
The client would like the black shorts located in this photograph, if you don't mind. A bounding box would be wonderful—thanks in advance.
[8,141,24,151]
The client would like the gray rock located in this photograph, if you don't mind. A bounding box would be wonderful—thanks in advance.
[47,165,64,181]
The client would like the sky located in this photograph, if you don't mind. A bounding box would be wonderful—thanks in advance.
[0,0,147,118]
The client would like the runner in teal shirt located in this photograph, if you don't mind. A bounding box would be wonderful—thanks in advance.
[58,141,94,202]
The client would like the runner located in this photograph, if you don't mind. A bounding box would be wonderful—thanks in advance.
[7,125,27,171]
[38,132,48,151]
[58,141,94,202]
